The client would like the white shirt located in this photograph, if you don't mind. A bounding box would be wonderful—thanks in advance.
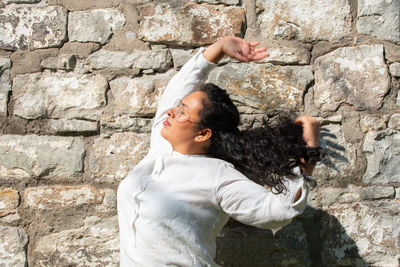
[117,49,309,267]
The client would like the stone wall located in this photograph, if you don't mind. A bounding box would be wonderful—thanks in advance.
[0,0,399,266]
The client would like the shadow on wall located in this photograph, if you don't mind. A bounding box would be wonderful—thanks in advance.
[319,127,348,173]
[215,207,367,267]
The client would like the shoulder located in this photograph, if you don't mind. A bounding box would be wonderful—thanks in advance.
[213,158,249,183]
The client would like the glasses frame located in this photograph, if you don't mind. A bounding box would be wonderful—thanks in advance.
[172,100,201,124]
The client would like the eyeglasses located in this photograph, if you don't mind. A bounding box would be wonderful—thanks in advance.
[172,100,200,124]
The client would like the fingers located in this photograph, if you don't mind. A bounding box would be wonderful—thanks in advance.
[294,117,303,125]
[224,37,268,62]
[235,54,250,62]
[295,115,318,125]
[254,47,267,53]
[252,52,270,61]
[249,41,260,47]
[248,43,269,61]
[235,44,250,62]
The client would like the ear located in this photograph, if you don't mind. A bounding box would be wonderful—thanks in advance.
[194,128,212,143]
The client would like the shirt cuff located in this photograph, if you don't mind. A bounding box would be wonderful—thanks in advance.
[290,178,308,211]
[196,47,217,70]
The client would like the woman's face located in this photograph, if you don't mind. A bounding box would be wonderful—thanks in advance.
[161,91,208,152]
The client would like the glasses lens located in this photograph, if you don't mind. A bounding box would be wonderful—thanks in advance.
[175,103,189,123]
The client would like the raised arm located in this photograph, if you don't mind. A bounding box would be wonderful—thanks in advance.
[293,115,320,202]
[148,48,215,156]
[149,36,269,156]
[216,163,308,231]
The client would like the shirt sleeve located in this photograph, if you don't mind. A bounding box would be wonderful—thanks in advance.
[147,48,216,157]
[215,163,308,231]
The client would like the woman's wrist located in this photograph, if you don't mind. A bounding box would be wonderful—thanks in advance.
[202,38,226,64]
[306,141,320,147]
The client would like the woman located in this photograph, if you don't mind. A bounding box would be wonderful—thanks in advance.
[117,36,320,266]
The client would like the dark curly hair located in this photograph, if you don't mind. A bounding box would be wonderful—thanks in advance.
[198,83,307,193]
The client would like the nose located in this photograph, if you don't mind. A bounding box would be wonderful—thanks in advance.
[167,107,175,118]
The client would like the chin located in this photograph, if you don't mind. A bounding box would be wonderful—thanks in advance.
[160,127,169,141]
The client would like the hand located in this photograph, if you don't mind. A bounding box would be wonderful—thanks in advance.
[203,36,269,64]
[222,36,269,63]
[294,115,320,148]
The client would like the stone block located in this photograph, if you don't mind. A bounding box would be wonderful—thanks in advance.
[192,0,239,4]
[100,4,148,52]
[360,114,388,133]
[389,62,400,77]
[132,49,172,71]
[216,220,310,266]
[0,57,11,115]
[47,0,120,11]
[0,226,28,267]
[108,70,175,117]
[256,0,351,42]
[359,186,395,200]
[87,49,172,71]
[12,72,107,120]
[398,91,400,107]
[0,57,10,72]
[41,54,76,70]
[363,130,400,184]
[384,42,400,63]
[208,63,313,114]
[388,113,400,130]
[138,3,245,46]
[4,0,40,3]
[68,9,125,44]
[170,48,198,69]
[100,115,153,133]
[10,49,59,78]
[95,189,117,213]
[0,212,21,224]
[88,133,150,183]
[48,119,98,134]
[0,5,67,50]
[0,188,19,209]
[87,49,136,69]
[238,113,269,130]
[357,0,400,44]
[0,135,85,180]
[342,112,363,143]
[60,42,100,59]
[24,185,105,209]
[261,40,311,65]
[320,187,360,207]
[0,188,19,217]
[321,201,400,266]
[314,45,389,112]
[320,115,343,124]
[33,216,118,266]
[320,185,395,207]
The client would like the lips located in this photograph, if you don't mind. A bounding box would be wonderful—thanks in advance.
[163,119,171,126]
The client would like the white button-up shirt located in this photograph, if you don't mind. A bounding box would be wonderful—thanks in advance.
[117,49,309,267]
